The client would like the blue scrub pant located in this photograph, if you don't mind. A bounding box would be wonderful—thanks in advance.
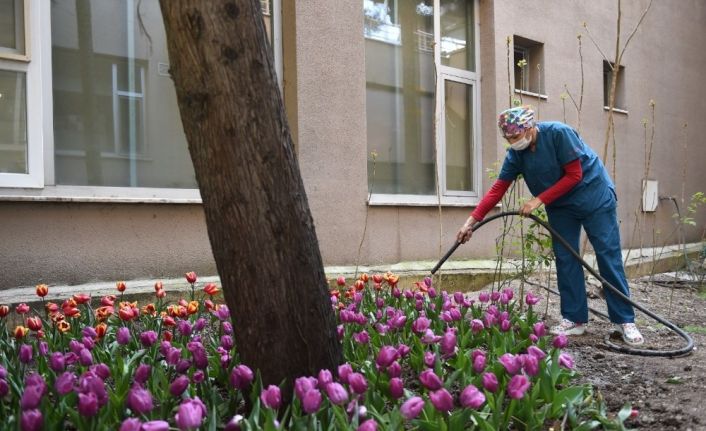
[546,206,635,324]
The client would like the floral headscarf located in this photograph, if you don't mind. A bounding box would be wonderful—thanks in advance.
[497,106,535,137]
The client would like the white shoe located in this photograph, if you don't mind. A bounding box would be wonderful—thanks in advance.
[617,323,644,346]
[550,318,587,336]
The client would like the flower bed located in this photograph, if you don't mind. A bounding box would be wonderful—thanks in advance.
[0,273,630,430]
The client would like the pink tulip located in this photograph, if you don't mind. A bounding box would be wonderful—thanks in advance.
[499,353,521,375]
[357,419,378,431]
[552,334,568,349]
[348,373,368,394]
[481,372,498,393]
[460,384,486,409]
[260,385,282,409]
[325,382,349,405]
[429,388,454,412]
[389,377,404,399]
[302,388,322,414]
[507,375,531,399]
[400,396,425,420]
[419,369,443,391]
[559,352,575,369]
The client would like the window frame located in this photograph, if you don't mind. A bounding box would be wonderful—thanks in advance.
[0,0,283,201]
[0,0,31,62]
[368,0,482,207]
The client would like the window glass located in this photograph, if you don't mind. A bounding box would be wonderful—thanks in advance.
[440,0,474,71]
[51,0,197,188]
[444,80,472,191]
[0,69,27,173]
[0,0,25,55]
[365,0,436,195]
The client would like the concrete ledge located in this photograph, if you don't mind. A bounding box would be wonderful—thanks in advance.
[1,242,702,306]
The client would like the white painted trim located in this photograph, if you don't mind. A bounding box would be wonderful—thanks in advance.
[0,185,202,203]
[368,193,479,207]
[603,106,628,115]
[514,89,548,100]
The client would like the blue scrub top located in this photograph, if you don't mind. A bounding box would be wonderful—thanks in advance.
[498,121,616,215]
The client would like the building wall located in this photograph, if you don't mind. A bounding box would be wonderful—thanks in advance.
[0,0,704,289]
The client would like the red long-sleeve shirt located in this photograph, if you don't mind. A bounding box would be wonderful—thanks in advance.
[471,158,583,221]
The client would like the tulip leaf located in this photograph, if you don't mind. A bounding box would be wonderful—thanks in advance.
[617,404,633,422]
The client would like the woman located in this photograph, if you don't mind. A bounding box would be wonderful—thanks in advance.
[457,106,643,346]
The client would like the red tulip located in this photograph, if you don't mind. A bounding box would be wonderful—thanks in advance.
[26,316,42,331]
[35,284,49,298]
[185,272,197,284]
[116,281,126,293]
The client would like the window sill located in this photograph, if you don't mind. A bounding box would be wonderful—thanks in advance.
[368,193,479,207]
[514,89,548,100]
[0,185,202,204]
[603,106,628,115]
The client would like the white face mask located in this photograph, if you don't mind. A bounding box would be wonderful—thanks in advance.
[510,135,531,151]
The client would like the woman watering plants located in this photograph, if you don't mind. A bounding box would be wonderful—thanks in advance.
[456,105,644,346]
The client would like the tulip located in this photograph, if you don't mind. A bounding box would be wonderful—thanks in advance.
[389,377,404,399]
[120,418,142,431]
[525,292,540,305]
[20,409,43,431]
[325,382,348,405]
[440,329,457,356]
[353,330,370,344]
[481,372,498,393]
[55,372,77,395]
[507,374,531,399]
[472,352,486,373]
[0,305,9,318]
[14,326,29,339]
[400,396,425,420]
[134,364,151,385]
[116,281,127,293]
[302,388,322,414]
[79,348,93,366]
[533,322,546,337]
[170,375,190,397]
[412,316,431,333]
[16,303,30,314]
[19,344,33,364]
[142,421,170,431]
[0,379,8,398]
[470,319,484,334]
[78,392,100,416]
[140,331,158,347]
[375,346,399,369]
[127,385,154,414]
[260,385,282,409]
[348,373,368,394]
[386,361,402,378]
[20,383,44,410]
[176,359,192,374]
[357,419,377,431]
[185,272,197,284]
[73,294,91,305]
[499,353,521,375]
[192,370,205,384]
[559,352,575,369]
[117,327,131,345]
[0,365,5,379]
[527,345,546,360]
[49,352,65,372]
[460,384,485,409]
[419,369,443,391]
[175,398,207,431]
[552,334,569,349]
[203,283,220,295]
[522,354,540,376]
[397,344,411,357]
[430,388,454,412]
[230,365,254,390]
[91,364,111,380]
[35,284,49,298]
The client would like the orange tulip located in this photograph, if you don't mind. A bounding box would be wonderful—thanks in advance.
[56,320,71,333]
[187,301,199,315]
[26,316,42,331]
[62,298,77,310]
[0,305,9,318]
[14,325,29,339]
[50,312,65,323]
[203,283,220,296]
[95,322,107,339]
[360,273,370,283]
[354,280,365,291]
[36,284,49,297]
[95,306,114,322]
[141,303,156,316]
[116,281,126,293]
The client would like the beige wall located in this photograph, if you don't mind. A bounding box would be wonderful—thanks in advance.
[1,0,704,289]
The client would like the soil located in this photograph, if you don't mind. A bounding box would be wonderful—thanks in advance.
[517,275,706,431]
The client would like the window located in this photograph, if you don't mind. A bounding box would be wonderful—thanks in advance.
[603,60,626,112]
[0,0,283,199]
[513,36,545,98]
[364,0,480,205]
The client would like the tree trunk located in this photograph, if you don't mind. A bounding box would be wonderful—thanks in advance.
[159,0,342,394]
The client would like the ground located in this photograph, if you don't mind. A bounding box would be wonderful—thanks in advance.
[516,275,706,431]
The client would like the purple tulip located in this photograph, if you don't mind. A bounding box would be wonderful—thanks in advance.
[552,334,568,349]
[20,383,44,410]
[478,292,490,303]
[82,336,95,351]
[400,396,425,420]
[440,329,457,356]
[470,319,484,334]
[500,319,512,332]
[527,345,546,360]
[348,373,368,394]
[177,320,193,337]
[224,416,244,431]
[481,372,498,393]
[134,364,151,385]
[117,327,131,345]
[55,372,77,395]
[193,318,207,332]
[0,379,8,397]
[19,344,33,364]
[230,365,254,390]
[120,418,142,431]
[302,388,322,414]
[166,347,182,365]
[376,346,399,369]
[499,353,522,375]
[220,335,234,351]
[0,366,5,379]
[490,292,501,302]
[338,363,353,384]
[77,348,92,366]
[222,322,234,334]
[430,388,454,412]
[24,374,45,390]
[20,409,43,431]
[176,359,192,374]
[460,384,485,409]
[353,330,370,344]
[127,385,154,414]
[294,376,318,400]
[260,385,282,409]
[533,322,546,338]
[525,292,540,305]
[142,420,170,431]
[412,316,431,333]
[559,352,575,369]
[507,375,531,399]
[78,392,100,416]
[77,372,108,407]
[357,419,377,431]
[419,369,443,391]
[90,363,111,380]
[170,375,190,397]
[522,354,540,376]
[325,382,349,405]
[317,369,333,389]
[423,351,437,368]
[472,352,486,373]
[140,331,158,347]
[47,351,65,372]
[175,398,207,431]
[38,342,48,357]
[389,377,404,399]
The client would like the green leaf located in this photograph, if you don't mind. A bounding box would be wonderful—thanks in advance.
[617,404,632,422]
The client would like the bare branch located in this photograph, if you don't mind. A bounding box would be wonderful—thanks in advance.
[563,84,580,111]
[619,0,653,60]
[582,22,612,66]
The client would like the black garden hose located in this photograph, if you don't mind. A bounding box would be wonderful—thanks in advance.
[431,211,694,357]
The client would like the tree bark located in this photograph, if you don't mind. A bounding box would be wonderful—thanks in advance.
[159,0,342,394]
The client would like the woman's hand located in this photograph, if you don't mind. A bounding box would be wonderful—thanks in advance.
[456,216,477,244]
[519,197,543,216]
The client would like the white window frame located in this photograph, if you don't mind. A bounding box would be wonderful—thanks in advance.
[0,0,283,203]
[369,0,481,207]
